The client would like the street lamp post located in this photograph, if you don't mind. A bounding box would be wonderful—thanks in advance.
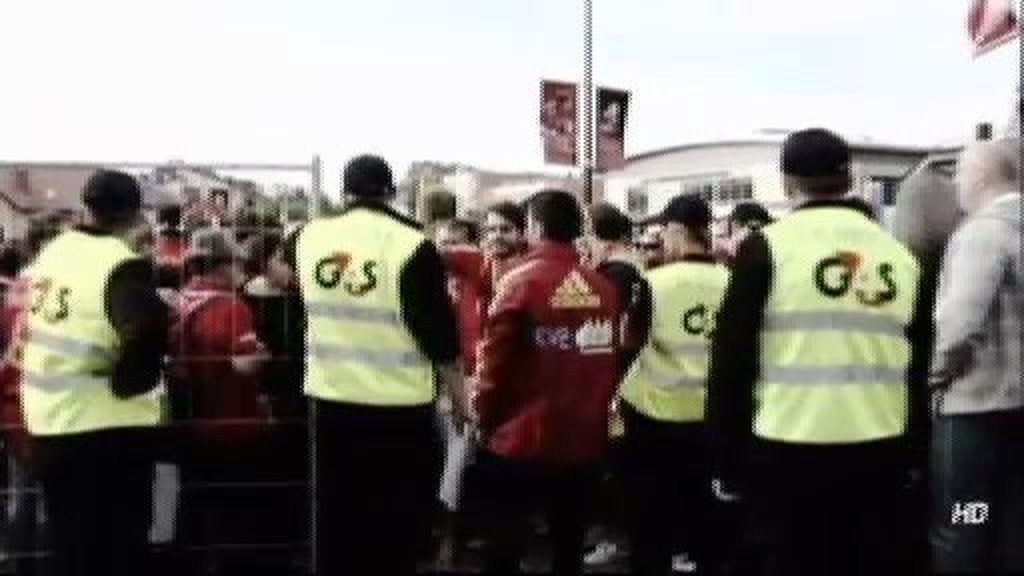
[582,0,594,206]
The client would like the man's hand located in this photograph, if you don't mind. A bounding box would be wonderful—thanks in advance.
[231,336,271,375]
[712,478,742,503]
[437,363,475,434]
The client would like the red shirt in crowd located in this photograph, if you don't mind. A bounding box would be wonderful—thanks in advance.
[155,233,188,284]
[441,246,486,375]
[169,276,269,447]
[475,242,621,465]
[0,278,29,461]
[478,252,525,315]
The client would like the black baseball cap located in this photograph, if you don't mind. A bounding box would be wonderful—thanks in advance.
[781,128,851,178]
[82,169,142,216]
[646,193,712,228]
[591,202,633,242]
[343,155,396,199]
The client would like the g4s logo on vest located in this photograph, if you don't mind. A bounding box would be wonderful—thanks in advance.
[28,278,71,323]
[814,251,897,307]
[682,303,718,339]
[315,252,379,297]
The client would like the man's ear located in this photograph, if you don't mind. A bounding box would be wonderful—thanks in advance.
[781,175,796,199]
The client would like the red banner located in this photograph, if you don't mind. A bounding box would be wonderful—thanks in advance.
[540,80,578,166]
[596,87,630,171]
[969,0,1020,56]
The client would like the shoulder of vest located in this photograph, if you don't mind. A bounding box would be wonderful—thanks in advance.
[341,203,424,232]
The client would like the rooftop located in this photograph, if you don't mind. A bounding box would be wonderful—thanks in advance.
[624,133,961,165]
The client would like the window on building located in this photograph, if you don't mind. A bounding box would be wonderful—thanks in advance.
[871,176,901,206]
[717,178,754,202]
[700,184,714,203]
[210,188,229,211]
[13,169,29,194]
[626,187,648,217]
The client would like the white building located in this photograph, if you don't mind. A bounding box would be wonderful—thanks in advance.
[145,163,260,219]
[0,165,176,240]
[442,166,590,216]
[602,134,957,227]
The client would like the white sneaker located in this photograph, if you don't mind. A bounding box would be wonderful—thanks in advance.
[584,541,622,566]
[672,553,697,573]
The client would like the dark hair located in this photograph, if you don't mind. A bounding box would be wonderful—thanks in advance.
[0,244,23,277]
[728,202,773,234]
[846,196,876,220]
[244,232,283,276]
[158,206,182,228]
[486,201,526,233]
[448,218,480,244]
[527,190,583,243]
[343,155,396,199]
[591,203,632,242]
[82,170,142,222]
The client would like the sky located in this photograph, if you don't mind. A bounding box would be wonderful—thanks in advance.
[1,0,1019,199]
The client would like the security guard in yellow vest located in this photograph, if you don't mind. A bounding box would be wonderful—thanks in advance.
[616,194,728,576]
[18,170,168,576]
[707,129,930,576]
[277,155,471,576]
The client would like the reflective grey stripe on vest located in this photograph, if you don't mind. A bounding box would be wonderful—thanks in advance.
[309,343,426,368]
[27,331,112,360]
[764,311,905,337]
[761,365,907,386]
[656,341,709,360]
[307,302,401,325]
[22,371,109,392]
[646,367,706,389]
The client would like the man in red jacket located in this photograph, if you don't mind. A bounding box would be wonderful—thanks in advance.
[168,229,282,576]
[481,201,527,311]
[475,190,621,575]
[437,219,486,375]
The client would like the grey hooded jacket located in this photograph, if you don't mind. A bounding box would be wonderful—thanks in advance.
[932,193,1024,415]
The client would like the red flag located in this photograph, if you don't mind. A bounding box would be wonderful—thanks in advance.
[540,80,578,166]
[596,87,630,171]
[968,0,1019,57]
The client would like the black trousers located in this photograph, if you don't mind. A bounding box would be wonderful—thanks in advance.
[746,438,909,576]
[313,400,439,576]
[32,428,155,576]
[621,405,717,576]
[178,432,303,576]
[479,450,598,576]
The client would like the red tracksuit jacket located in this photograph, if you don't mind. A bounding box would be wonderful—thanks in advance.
[168,277,269,447]
[475,242,621,465]
[442,246,486,376]
[0,278,29,461]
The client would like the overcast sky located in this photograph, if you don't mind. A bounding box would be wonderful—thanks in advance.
[1,0,1019,198]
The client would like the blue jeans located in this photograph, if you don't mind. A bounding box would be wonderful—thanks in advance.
[930,409,1024,574]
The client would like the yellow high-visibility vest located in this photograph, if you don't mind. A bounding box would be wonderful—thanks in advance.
[620,260,729,423]
[756,207,921,444]
[19,230,161,436]
[297,207,435,406]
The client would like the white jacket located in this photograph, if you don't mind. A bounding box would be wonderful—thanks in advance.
[932,193,1024,415]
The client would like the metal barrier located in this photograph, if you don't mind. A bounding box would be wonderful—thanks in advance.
[0,159,322,575]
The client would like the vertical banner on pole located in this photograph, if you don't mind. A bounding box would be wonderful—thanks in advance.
[540,80,579,166]
[968,0,1020,57]
[595,87,630,172]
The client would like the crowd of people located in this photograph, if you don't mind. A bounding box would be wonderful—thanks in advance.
[0,118,1020,576]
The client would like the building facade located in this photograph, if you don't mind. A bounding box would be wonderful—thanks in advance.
[601,136,955,227]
